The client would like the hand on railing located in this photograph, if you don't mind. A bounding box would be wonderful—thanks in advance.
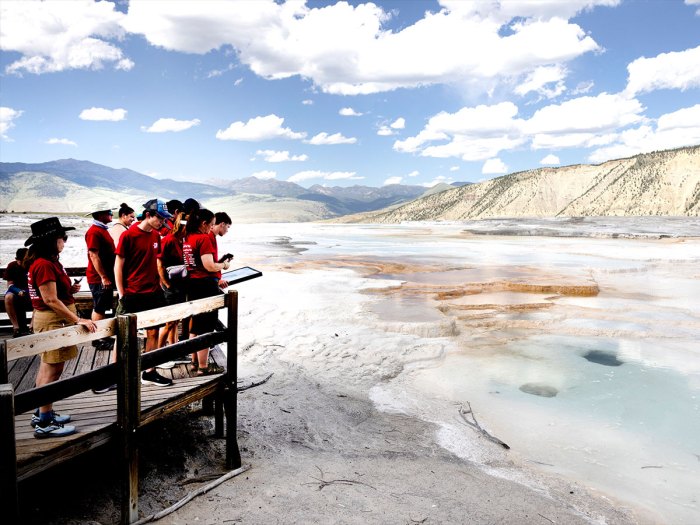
[76,318,97,332]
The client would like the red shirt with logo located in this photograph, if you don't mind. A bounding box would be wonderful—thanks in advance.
[85,224,115,284]
[183,233,216,279]
[28,257,75,310]
[5,260,28,289]
[116,226,161,295]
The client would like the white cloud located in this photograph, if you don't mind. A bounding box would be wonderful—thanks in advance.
[46,138,77,146]
[482,158,509,174]
[408,170,419,177]
[234,78,243,86]
[216,114,305,141]
[0,107,22,140]
[589,104,700,163]
[79,107,127,121]
[207,63,236,78]
[527,93,644,149]
[421,175,452,188]
[514,65,567,99]
[625,45,700,95]
[339,107,363,116]
[255,149,308,162]
[120,0,609,96]
[1,0,133,75]
[390,117,406,129]
[540,154,560,165]
[302,99,314,105]
[449,166,460,171]
[384,176,403,185]
[288,170,362,183]
[306,132,357,145]
[141,118,200,133]
[252,170,277,180]
[686,0,700,14]
[572,80,594,95]
[377,125,394,136]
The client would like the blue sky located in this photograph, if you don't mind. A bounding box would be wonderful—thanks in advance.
[1,0,699,188]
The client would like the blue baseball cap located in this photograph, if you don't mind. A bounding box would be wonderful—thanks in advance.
[143,198,174,220]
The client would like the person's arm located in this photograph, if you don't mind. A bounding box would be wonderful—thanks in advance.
[200,253,229,273]
[114,254,125,298]
[38,281,96,331]
[157,258,170,289]
[88,250,113,287]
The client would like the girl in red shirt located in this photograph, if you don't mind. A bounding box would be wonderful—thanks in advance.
[25,217,97,438]
[183,209,230,375]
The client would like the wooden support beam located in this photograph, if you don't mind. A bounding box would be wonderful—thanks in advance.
[0,384,19,523]
[117,314,140,525]
[225,290,241,469]
[1,340,8,384]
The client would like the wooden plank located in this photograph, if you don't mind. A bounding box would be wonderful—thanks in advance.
[72,344,98,377]
[135,296,225,329]
[14,356,39,395]
[8,355,36,392]
[225,290,241,469]
[6,318,117,362]
[0,384,19,523]
[0,340,8,383]
[117,314,140,525]
[5,296,225,361]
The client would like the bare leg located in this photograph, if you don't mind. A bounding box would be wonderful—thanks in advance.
[5,293,19,330]
[144,327,160,373]
[91,310,105,322]
[36,361,65,414]
[188,332,209,369]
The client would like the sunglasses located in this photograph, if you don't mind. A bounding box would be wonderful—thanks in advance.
[61,235,68,241]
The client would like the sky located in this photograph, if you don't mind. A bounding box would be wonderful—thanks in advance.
[1,0,699,189]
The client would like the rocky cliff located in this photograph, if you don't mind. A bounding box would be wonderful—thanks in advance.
[351,146,700,222]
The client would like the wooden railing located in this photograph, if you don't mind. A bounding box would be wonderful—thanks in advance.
[0,291,241,525]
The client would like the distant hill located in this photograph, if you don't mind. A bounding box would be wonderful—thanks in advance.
[0,159,431,221]
[343,145,700,222]
[0,159,225,200]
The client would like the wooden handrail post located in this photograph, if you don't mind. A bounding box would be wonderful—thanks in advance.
[0,340,8,384]
[225,290,242,469]
[117,313,140,525]
[0,383,19,523]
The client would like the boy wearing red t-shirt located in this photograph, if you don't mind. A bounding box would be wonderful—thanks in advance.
[85,207,116,326]
[112,199,174,388]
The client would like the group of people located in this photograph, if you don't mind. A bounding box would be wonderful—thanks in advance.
[5,197,233,438]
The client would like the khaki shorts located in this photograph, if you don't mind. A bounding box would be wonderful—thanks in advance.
[33,305,79,364]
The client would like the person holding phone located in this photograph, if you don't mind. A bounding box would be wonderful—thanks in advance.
[210,212,233,289]
[183,209,230,375]
[25,217,97,437]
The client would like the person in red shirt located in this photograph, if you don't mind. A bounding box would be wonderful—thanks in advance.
[85,206,116,326]
[156,210,187,349]
[4,247,31,337]
[25,217,97,437]
[113,199,174,388]
[109,202,135,247]
[209,212,233,287]
[183,208,231,375]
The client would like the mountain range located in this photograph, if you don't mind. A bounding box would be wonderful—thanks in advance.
[336,145,700,222]
[0,159,431,220]
[1,145,698,221]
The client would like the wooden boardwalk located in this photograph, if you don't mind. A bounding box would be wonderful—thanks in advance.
[8,339,227,481]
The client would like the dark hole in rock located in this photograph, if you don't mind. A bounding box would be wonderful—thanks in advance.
[519,383,558,397]
[583,350,623,367]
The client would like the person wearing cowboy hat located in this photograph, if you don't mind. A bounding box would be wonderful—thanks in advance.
[85,205,116,336]
[25,217,97,438]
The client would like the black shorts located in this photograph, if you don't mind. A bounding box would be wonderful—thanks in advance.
[186,278,222,334]
[117,292,166,328]
[89,283,115,315]
[162,283,186,306]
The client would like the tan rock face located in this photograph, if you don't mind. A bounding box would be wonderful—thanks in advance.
[361,145,700,222]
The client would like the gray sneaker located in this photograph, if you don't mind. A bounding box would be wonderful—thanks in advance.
[34,418,77,439]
